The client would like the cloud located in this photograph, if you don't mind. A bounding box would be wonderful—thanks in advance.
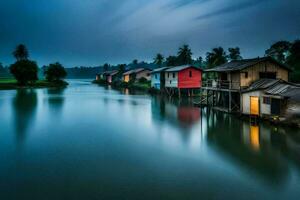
[195,0,269,20]
[0,0,299,66]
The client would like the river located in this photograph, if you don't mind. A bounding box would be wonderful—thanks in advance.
[0,80,300,199]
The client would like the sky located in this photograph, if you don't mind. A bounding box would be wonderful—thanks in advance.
[0,0,299,67]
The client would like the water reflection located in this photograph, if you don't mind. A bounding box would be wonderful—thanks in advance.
[204,109,289,185]
[151,96,201,129]
[12,89,37,144]
[46,88,65,116]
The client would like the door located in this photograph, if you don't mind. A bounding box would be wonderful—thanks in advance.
[271,98,281,115]
[250,96,259,116]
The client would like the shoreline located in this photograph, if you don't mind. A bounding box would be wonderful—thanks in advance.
[92,79,159,94]
[0,80,69,90]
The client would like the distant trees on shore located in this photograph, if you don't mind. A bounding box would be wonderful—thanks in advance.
[7,44,67,85]
[1,39,299,82]
[44,62,67,82]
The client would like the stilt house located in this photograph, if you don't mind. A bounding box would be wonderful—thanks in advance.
[151,67,169,89]
[202,57,292,112]
[164,65,202,96]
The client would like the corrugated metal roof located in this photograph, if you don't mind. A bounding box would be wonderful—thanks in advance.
[243,79,300,100]
[102,70,119,76]
[205,57,292,72]
[281,88,300,101]
[151,67,170,73]
[265,83,291,95]
[123,68,151,75]
[165,65,201,72]
[244,79,281,91]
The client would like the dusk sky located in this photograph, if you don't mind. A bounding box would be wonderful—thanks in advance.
[0,0,299,67]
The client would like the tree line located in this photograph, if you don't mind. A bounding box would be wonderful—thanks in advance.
[1,44,67,85]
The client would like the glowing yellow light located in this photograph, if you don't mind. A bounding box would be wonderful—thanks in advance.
[250,125,260,151]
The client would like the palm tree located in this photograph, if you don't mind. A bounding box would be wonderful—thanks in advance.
[206,47,228,68]
[154,53,164,67]
[13,44,29,61]
[228,47,242,61]
[177,44,193,65]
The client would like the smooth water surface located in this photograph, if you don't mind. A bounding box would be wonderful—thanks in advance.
[0,80,300,199]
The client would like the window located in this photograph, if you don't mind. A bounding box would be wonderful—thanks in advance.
[260,72,276,79]
[189,71,192,77]
[245,72,248,78]
[173,73,175,78]
[263,97,271,104]
[155,74,157,79]
[170,80,172,84]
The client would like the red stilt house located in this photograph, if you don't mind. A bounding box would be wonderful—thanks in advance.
[165,65,202,89]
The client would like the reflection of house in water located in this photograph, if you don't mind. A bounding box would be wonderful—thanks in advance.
[151,96,201,129]
[204,109,289,185]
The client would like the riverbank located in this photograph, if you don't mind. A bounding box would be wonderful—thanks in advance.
[0,79,68,90]
[92,79,158,93]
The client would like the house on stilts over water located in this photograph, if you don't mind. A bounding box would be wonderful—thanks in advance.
[151,67,170,90]
[201,57,292,113]
[164,65,202,97]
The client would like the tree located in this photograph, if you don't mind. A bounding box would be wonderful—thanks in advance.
[194,56,204,68]
[265,41,291,63]
[206,47,228,68]
[287,40,300,82]
[103,63,110,72]
[154,53,164,67]
[44,62,67,82]
[177,44,193,65]
[228,47,242,61]
[166,56,178,66]
[118,64,126,73]
[10,60,38,85]
[13,44,29,61]
[132,59,138,65]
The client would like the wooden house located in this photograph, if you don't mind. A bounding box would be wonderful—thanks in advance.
[96,70,119,83]
[123,68,152,83]
[104,70,119,83]
[151,67,169,89]
[164,65,202,96]
[241,79,300,118]
[202,57,292,112]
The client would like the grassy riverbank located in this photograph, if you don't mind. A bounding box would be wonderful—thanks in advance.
[0,78,68,90]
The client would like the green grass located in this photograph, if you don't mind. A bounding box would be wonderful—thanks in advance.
[0,78,68,90]
[0,78,17,84]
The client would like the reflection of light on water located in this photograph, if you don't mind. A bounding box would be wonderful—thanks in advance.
[125,89,129,95]
[250,125,260,151]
